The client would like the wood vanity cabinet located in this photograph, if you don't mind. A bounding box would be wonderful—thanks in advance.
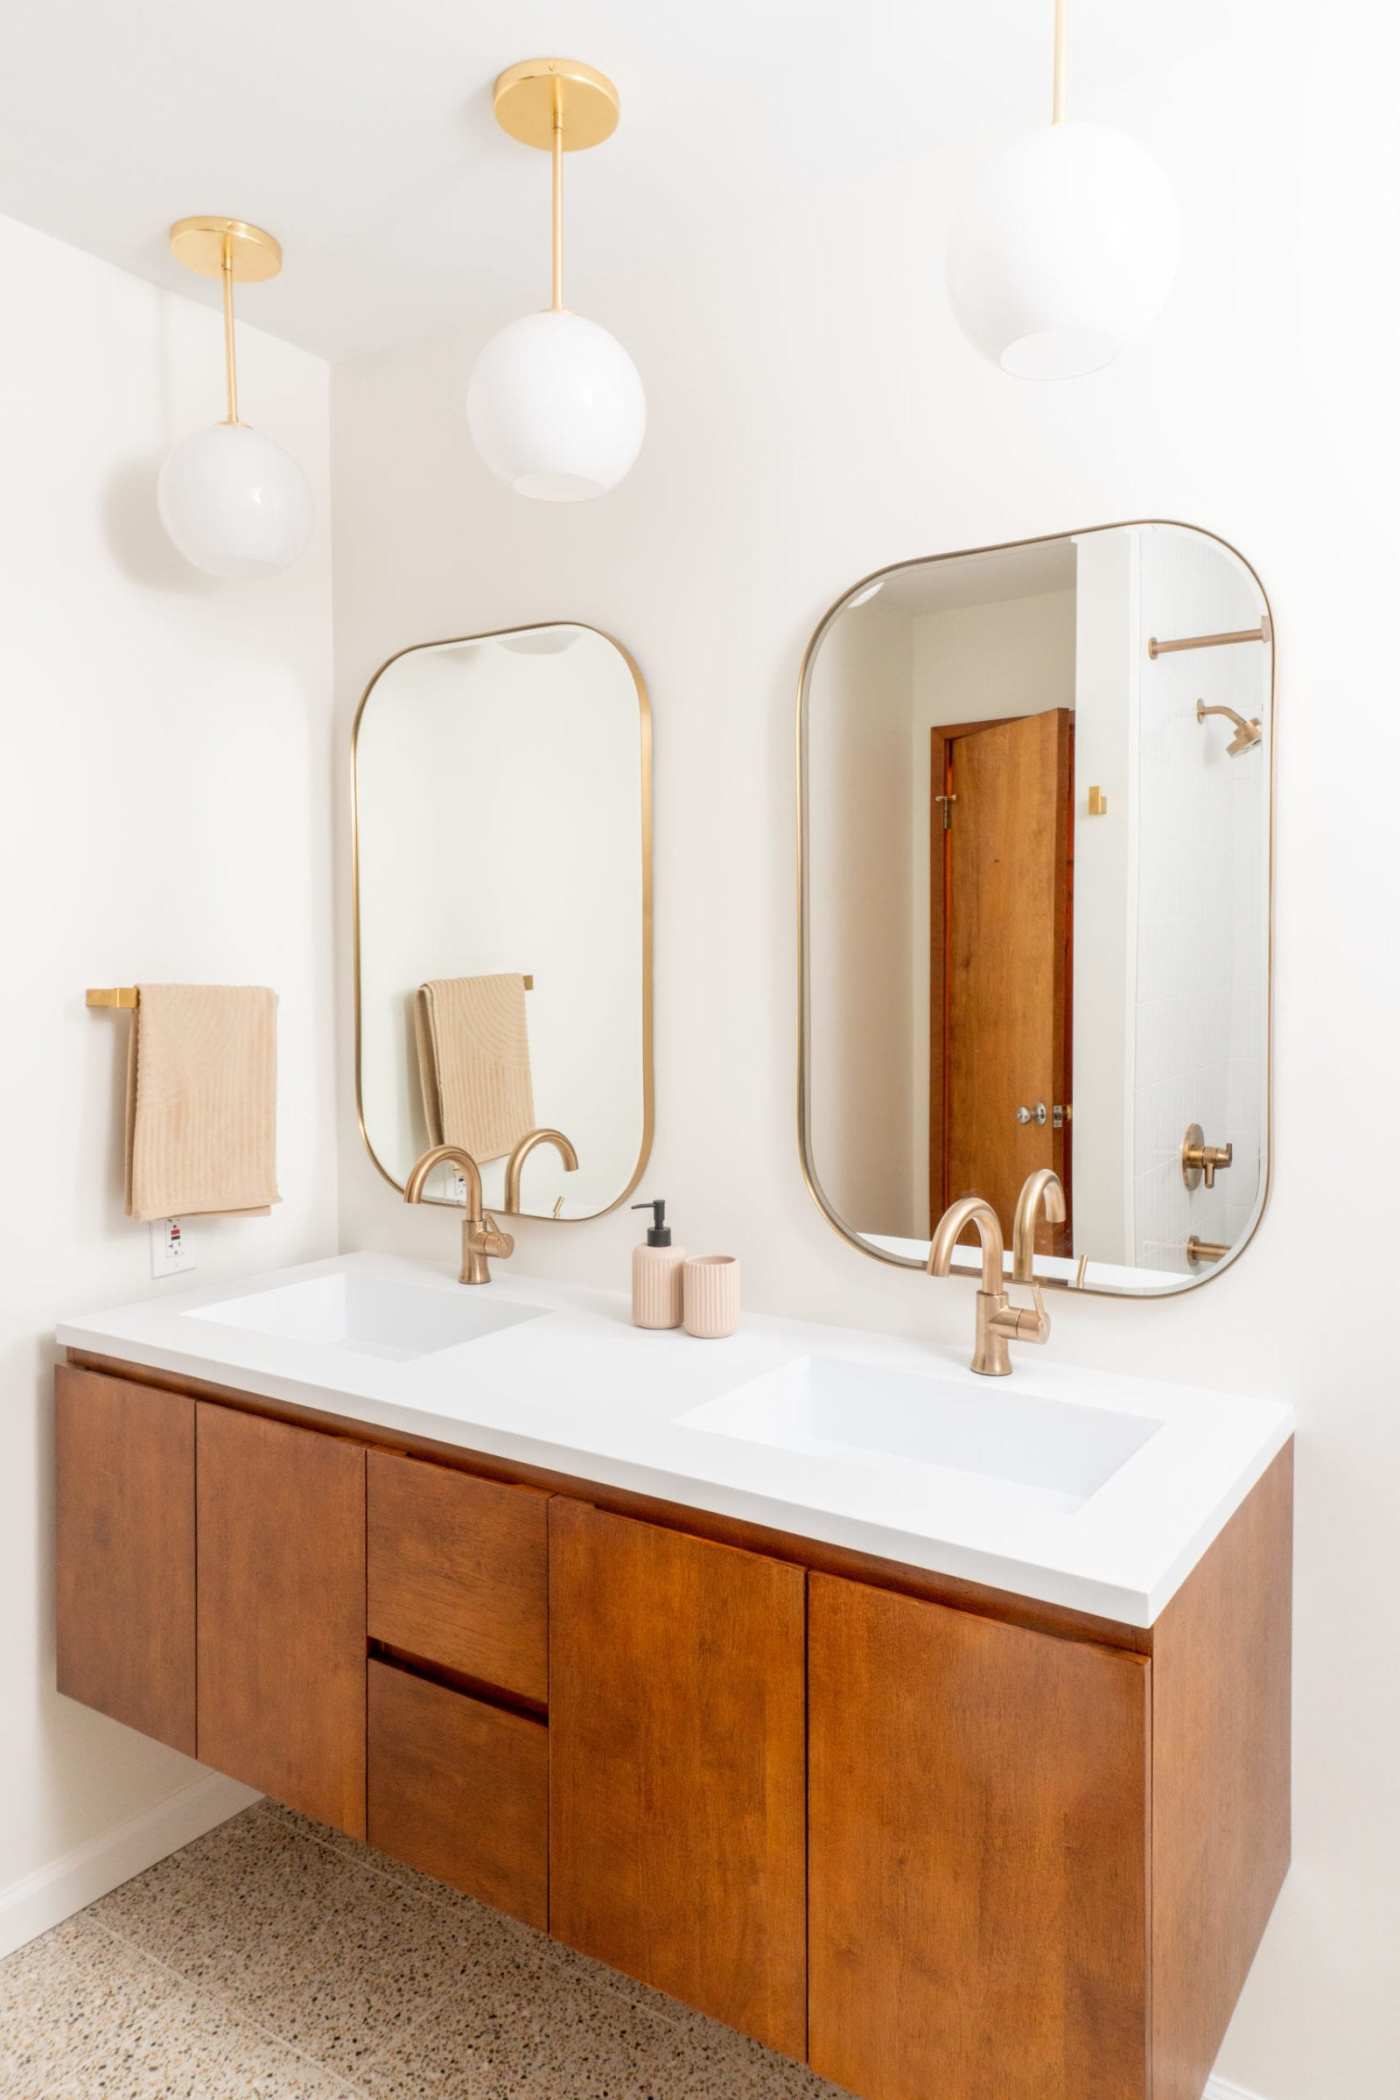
[196,1404,367,1836]
[55,1356,1291,2100]
[548,1499,808,2059]
[55,1365,196,1756]
[809,1576,1151,2100]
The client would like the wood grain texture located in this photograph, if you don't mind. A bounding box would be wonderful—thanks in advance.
[548,1499,807,2058]
[938,709,1074,1247]
[367,1452,548,1702]
[68,1355,1150,1655]
[367,1659,547,1929]
[196,1403,366,1836]
[1150,1443,1294,2100]
[809,1573,1151,2100]
[55,1366,196,1755]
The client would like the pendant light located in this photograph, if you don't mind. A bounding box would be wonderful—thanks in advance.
[157,217,313,578]
[468,59,645,501]
[947,0,1180,379]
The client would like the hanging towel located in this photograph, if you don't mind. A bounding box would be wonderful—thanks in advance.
[414,973,535,1164]
[125,984,279,1221]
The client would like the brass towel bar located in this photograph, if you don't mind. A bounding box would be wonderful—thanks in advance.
[90,978,534,1009]
[1148,614,1271,659]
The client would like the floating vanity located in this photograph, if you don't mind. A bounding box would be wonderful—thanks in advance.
[56,1252,1292,2100]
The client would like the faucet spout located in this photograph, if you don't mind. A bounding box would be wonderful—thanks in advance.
[1011,1168,1066,1283]
[503,1127,580,1215]
[403,1143,514,1285]
[928,1191,1054,1378]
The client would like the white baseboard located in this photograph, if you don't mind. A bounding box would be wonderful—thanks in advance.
[0,1772,260,1960]
[1206,2077,1269,2100]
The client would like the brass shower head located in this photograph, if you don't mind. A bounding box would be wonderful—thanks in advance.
[1196,698,1262,757]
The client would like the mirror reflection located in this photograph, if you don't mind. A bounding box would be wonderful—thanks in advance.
[800,523,1272,1296]
[354,623,651,1219]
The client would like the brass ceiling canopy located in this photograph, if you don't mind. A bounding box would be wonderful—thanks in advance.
[169,215,283,283]
[492,58,620,152]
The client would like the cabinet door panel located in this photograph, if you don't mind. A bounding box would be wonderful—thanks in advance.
[368,1661,547,1928]
[549,1500,806,2058]
[809,1573,1150,2100]
[55,1367,195,1755]
[197,1405,366,1835]
[367,1452,548,1701]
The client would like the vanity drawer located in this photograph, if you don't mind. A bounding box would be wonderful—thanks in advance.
[367,1451,549,1702]
[367,1660,547,1929]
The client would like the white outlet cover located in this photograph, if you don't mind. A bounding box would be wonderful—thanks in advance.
[149,1217,196,1279]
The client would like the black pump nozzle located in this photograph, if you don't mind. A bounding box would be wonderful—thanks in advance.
[631,1198,671,1247]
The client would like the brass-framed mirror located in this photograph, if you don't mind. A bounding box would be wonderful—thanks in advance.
[798,522,1274,1297]
[353,621,652,1220]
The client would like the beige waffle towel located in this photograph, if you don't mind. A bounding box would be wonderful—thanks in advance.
[125,985,279,1221]
[414,974,535,1165]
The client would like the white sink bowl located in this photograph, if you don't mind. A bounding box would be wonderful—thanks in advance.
[680,1355,1162,1514]
[185,1272,544,1363]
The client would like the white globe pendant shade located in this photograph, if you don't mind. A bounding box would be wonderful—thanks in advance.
[158,422,313,580]
[947,120,1180,379]
[467,310,646,501]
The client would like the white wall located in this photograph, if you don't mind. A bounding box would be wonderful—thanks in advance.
[805,600,915,1234]
[1132,526,1270,1271]
[0,214,336,1932]
[329,8,1399,2091]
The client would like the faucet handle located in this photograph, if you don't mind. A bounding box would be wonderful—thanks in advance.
[1181,1125,1234,1191]
[475,1215,515,1259]
[1003,1282,1051,1347]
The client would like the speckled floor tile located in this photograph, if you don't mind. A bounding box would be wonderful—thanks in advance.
[0,1803,852,2099]
[97,1811,498,2078]
[0,1913,353,2100]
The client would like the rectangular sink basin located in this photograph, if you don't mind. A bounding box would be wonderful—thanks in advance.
[681,1355,1162,1513]
[185,1272,544,1363]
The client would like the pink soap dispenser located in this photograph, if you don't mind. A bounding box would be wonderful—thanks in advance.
[630,1199,686,1329]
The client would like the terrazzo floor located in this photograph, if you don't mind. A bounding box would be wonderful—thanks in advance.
[0,1800,850,2099]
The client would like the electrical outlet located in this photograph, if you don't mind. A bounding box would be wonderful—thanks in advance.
[451,1169,468,1206]
[149,1216,196,1279]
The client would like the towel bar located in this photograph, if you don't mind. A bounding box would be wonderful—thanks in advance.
[86,987,139,1009]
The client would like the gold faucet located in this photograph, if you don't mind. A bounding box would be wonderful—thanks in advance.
[927,1193,1052,1377]
[503,1127,580,1215]
[1012,1168,1066,1282]
[403,1143,515,1285]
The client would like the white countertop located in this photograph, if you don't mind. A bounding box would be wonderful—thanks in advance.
[57,1251,1293,1628]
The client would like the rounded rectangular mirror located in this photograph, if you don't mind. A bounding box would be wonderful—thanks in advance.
[799,522,1273,1296]
[354,622,652,1220]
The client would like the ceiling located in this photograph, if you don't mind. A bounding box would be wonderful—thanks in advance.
[5,0,1234,362]
[869,537,1078,616]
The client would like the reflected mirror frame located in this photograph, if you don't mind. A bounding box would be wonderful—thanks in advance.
[796,520,1276,1299]
[351,620,654,1217]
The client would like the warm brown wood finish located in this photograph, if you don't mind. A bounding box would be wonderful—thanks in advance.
[1150,1444,1293,2100]
[68,1350,1151,1654]
[933,709,1074,1246]
[548,1500,807,2058]
[367,1660,547,1929]
[367,1452,548,1704]
[54,1366,196,1756]
[196,1404,367,1836]
[809,1574,1151,2100]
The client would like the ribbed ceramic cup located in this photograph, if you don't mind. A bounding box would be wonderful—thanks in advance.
[683,1255,741,1339]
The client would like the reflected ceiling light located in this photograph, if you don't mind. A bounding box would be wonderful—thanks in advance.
[157,217,313,578]
[946,0,1180,379]
[846,580,885,609]
[468,59,645,502]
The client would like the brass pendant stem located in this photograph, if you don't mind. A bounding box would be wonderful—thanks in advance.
[550,78,564,311]
[1052,0,1067,123]
[221,234,240,424]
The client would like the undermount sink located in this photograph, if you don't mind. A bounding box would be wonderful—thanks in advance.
[680,1355,1163,1514]
[185,1272,544,1362]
